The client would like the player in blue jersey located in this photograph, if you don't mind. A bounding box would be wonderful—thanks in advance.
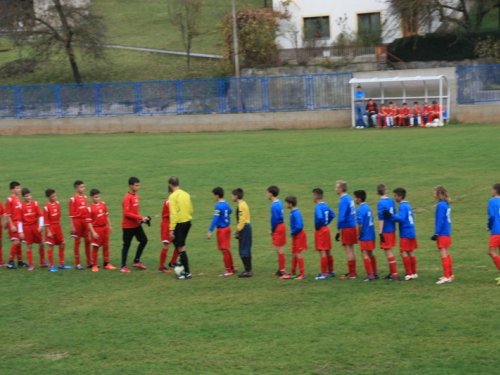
[207,187,235,277]
[431,186,453,284]
[280,196,307,279]
[336,181,358,279]
[487,183,500,285]
[267,185,287,276]
[354,190,377,281]
[312,188,336,280]
[377,184,401,281]
[383,188,418,281]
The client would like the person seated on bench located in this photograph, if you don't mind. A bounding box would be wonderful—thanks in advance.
[362,99,378,128]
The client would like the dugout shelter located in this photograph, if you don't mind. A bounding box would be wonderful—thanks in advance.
[349,76,450,128]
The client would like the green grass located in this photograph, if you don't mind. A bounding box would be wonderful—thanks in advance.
[1,124,500,374]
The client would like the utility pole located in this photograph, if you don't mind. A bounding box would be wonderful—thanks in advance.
[231,0,240,78]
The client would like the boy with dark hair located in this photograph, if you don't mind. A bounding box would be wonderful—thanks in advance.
[207,187,235,277]
[121,177,150,273]
[400,103,411,127]
[0,186,6,267]
[21,188,45,271]
[432,186,453,284]
[5,181,26,269]
[281,196,307,279]
[377,184,401,281]
[411,101,422,127]
[422,102,434,124]
[87,189,115,272]
[44,189,71,272]
[232,188,253,277]
[312,188,336,280]
[384,188,418,280]
[158,186,173,273]
[69,180,91,270]
[336,180,358,279]
[267,185,287,277]
[363,99,378,127]
[487,183,500,285]
[354,190,377,281]
[354,85,365,128]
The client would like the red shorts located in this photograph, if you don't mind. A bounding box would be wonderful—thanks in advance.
[90,226,109,248]
[489,234,500,248]
[292,231,308,254]
[315,226,332,251]
[437,235,452,249]
[380,231,396,249]
[23,224,43,245]
[72,217,89,238]
[341,227,358,245]
[45,224,65,246]
[8,221,21,241]
[272,223,287,247]
[360,240,375,251]
[217,226,231,250]
[161,220,170,244]
[400,237,418,252]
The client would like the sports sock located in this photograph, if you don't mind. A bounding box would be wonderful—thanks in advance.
[363,258,373,275]
[9,244,17,262]
[0,245,3,264]
[321,256,328,275]
[121,245,129,268]
[370,255,378,275]
[493,255,500,271]
[242,256,251,272]
[222,251,232,272]
[441,256,451,278]
[170,248,179,264]
[348,260,356,276]
[327,255,334,272]
[228,250,235,269]
[159,248,168,269]
[179,251,190,274]
[448,255,453,276]
[410,256,417,274]
[48,249,54,267]
[278,253,286,272]
[402,256,412,275]
[59,247,65,266]
[92,246,99,266]
[298,258,304,275]
[84,239,91,265]
[17,243,22,261]
[103,244,110,264]
[291,257,297,274]
[388,256,399,277]
[27,250,33,267]
[74,238,81,265]
[39,247,45,264]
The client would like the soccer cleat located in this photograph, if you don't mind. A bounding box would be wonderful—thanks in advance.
[104,264,117,270]
[340,273,357,280]
[273,270,286,277]
[295,275,306,280]
[76,265,85,270]
[495,276,500,285]
[92,265,99,272]
[38,262,50,268]
[18,261,29,268]
[364,275,375,282]
[385,274,403,281]
[279,274,292,279]
[58,264,73,269]
[120,266,132,273]
[27,265,35,271]
[132,262,147,270]
[450,275,455,281]
[49,266,58,272]
[404,274,413,280]
[238,271,253,278]
[436,277,452,284]
[329,272,336,277]
[158,267,172,273]
[168,262,176,268]
[219,271,233,277]
[411,273,418,279]
[87,264,93,268]
[176,273,192,280]
[0,263,8,267]
[383,273,392,280]
[7,261,17,269]
[373,273,380,279]
[290,274,299,279]
[313,273,328,280]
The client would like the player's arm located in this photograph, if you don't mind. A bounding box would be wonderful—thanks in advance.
[69,198,76,234]
[337,200,347,232]
[290,212,300,236]
[207,206,220,239]
[314,206,322,230]
[106,205,112,234]
[487,201,494,230]
[236,204,247,232]
[270,205,279,234]
[391,206,405,223]
[123,196,144,223]
[44,207,53,238]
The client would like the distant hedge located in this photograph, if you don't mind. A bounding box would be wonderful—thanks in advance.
[388,30,500,62]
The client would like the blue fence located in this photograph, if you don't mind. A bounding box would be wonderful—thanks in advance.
[457,64,500,104]
[0,73,352,119]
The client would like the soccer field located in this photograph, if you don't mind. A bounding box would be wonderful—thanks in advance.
[0,124,499,374]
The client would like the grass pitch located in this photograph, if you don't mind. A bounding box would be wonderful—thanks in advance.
[0,124,499,374]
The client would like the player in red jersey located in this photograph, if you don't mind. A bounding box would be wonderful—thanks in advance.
[44,189,71,272]
[391,103,400,127]
[432,100,445,121]
[69,180,91,270]
[377,104,389,128]
[0,185,7,267]
[410,101,422,127]
[86,189,115,272]
[5,181,26,269]
[158,186,173,273]
[422,102,434,124]
[400,103,411,127]
[21,188,45,271]
[386,102,395,127]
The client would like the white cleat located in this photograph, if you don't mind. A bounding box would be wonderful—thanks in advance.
[436,277,452,284]
[411,273,418,279]
[404,274,413,280]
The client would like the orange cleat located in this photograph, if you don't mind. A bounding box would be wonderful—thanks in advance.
[104,264,117,270]
[92,265,99,272]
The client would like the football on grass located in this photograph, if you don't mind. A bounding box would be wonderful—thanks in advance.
[174,265,185,276]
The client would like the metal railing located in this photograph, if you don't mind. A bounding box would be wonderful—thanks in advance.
[276,46,387,66]
[457,64,500,103]
[0,73,353,119]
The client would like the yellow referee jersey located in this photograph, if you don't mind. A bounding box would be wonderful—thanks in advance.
[237,200,250,231]
[169,189,193,230]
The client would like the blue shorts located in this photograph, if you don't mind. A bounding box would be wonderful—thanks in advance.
[238,224,252,258]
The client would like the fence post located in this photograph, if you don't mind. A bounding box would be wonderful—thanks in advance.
[217,79,227,114]
[134,83,142,116]
[15,86,22,119]
[456,67,461,103]
[306,75,314,111]
[94,84,102,117]
[262,77,270,113]
[175,81,184,115]
[54,85,62,118]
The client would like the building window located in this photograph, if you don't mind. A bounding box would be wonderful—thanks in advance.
[304,16,330,39]
[357,12,381,45]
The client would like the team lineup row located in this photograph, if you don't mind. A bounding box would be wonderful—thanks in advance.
[2,178,500,284]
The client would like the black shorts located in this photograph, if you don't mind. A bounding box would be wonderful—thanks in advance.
[174,221,191,248]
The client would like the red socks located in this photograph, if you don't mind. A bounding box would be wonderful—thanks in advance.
[402,256,412,275]
[298,258,304,275]
[370,256,377,274]
[278,253,286,272]
[363,258,373,275]
[222,251,233,272]
[159,248,168,269]
[85,240,91,265]
[17,244,22,261]
[321,257,328,275]
[59,248,65,266]
[39,247,46,265]
[292,258,297,274]
[327,255,334,273]
[92,246,99,266]
[441,256,451,278]
[74,238,81,265]
[388,256,398,277]
[347,260,356,276]
[170,248,179,264]
[48,249,54,267]
[27,250,34,267]
[493,255,500,271]
[448,255,453,276]
[9,244,19,262]
[103,245,110,264]
[410,256,417,274]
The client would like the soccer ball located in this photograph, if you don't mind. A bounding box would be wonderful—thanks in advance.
[174,264,185,276]
[425,122,432,127]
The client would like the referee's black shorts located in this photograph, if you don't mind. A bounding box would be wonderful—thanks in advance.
[173,221,191,248]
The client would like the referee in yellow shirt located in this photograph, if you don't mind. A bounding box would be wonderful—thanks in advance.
[168,176,193,280]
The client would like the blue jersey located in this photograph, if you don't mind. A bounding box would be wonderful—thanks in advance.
[487,197,500,235]
[208,201,232,232]
[337,194,356,230]
[314,202,335,230]
[377,197,396,233]
[270,200,285,233]
[391,201,416,239]
[435,200,451,236]
[289,208,304,236]
[356,203,376,241]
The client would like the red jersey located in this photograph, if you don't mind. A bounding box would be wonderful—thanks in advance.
[22,201,43,226]
[69,194,88,219]
[379,107,389,116]
[5,195,23,223]
[401,107,411,116]
[0,201,4,217]
[122,192,142,228]
[423,106,432,115]
[86,202,109,227]
[386,108,394,116]
[44,201,62,227]
[433,104,442,113]
[162,199,170,223]
[412,106,421,115]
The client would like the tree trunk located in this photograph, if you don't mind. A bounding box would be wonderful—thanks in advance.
[66,45,82,83]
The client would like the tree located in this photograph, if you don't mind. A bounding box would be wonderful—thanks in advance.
[167,0,202,72]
